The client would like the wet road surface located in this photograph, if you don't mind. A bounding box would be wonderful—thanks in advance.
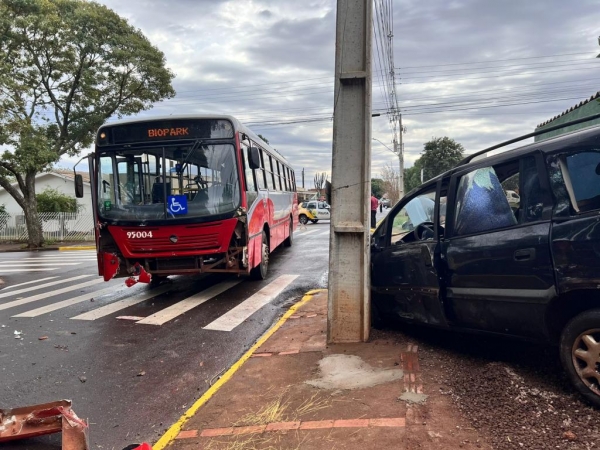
[0,222,330,450]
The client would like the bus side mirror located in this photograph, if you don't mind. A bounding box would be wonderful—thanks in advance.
[248,147,261,170]
[75,174,84,198]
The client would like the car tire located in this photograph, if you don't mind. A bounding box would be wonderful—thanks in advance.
[250,230,269,280]
[311,219,318,224]
[283,218,293,247]
[299,214,308,225]
[559,308,600,408]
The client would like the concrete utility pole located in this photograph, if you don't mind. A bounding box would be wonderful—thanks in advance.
[328,0,373,343]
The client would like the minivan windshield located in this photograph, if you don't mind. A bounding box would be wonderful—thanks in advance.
[97,143,240,221]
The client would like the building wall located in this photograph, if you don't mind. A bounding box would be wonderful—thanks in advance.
[0,174,93,215]
[535,96,600,142]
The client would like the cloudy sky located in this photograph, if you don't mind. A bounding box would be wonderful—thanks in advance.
[68,0,600,188]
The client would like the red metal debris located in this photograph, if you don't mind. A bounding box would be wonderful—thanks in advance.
[0,400,88,449]
[125,263,152,287]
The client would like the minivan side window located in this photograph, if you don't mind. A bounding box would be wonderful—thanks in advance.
[389,190,435,244]
[452,156,543,237]
[453,166,517,236]
[557,150,600,213]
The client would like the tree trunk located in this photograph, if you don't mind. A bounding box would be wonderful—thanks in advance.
[23,172,44,248]
[23,202,44,248]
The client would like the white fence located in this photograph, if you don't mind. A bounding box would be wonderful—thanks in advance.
[0,212,94,242]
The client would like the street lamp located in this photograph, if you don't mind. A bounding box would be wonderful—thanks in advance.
[372,137,394,153]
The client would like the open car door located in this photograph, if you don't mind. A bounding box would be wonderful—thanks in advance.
[371,181,449,328]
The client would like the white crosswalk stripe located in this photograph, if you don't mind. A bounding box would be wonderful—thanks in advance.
[203,274,299,332]
[70,284,173,321]
[137,280,243,326]
[0,268,59,272]
[4,269,301,330]
[0,275,92,299]
[0,278,104,312]
[0,277,58,291]
[0,262,80,267]
[296,229,320,236]
[13,285,123,318]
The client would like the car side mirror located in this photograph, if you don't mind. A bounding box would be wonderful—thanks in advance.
[75,174,84,198]
[248,147,261,170]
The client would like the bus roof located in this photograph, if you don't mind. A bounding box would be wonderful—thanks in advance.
[98,114,289,165]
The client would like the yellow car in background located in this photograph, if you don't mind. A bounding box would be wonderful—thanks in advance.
[298,200,331,224]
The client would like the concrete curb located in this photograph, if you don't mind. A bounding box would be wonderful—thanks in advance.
[152,288,326,450]
[0,245,95,253]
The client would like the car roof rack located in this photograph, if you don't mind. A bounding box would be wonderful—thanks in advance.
[457,112,600,167]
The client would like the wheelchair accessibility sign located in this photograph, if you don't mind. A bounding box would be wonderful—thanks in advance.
[168,195,188,215]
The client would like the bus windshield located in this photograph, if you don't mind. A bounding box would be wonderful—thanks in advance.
[97,142,241,221]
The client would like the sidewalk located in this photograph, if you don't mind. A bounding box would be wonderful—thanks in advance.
[156,290,491,450]
[0,241,95,252]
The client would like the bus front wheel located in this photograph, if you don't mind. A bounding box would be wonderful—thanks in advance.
[250,230,269,280]
[283,218,293,247]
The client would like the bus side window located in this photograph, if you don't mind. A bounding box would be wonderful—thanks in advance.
[256,145,267,190]
[276,161,283,190]
[282,165,289,191]
[266,155,276,191]
[241,143,257,192]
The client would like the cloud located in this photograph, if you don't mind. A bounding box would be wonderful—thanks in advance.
[62,0,600,190]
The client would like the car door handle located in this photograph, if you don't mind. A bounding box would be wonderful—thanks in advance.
[514,248,535,261]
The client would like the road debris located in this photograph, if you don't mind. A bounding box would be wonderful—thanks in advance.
[137,371,146,377]
[0,399,88,449]
[14,330,23,339]
[79,376,87,383]
[39,336,49,340]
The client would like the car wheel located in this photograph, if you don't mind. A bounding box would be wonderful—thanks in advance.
[250,230,269,280]
[311,219,318,224]
[299,214,308,225]
[283,218,293,247]
[559,309,600,408]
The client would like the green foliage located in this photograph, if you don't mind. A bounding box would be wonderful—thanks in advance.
[257,134,270,145]
[36,188,79,213]
[0,204,6,215]
[419,137,465,182]
[404,162,424,194]
[371,178,384,197]
[0,0,175,245]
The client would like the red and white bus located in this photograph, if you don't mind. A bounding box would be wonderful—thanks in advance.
[74,115,298,285]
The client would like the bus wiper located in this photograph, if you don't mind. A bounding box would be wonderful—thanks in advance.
[179,139,204,173]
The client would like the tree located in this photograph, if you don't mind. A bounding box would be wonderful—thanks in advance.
[419,137,465,182]
[314,172,328,191]
[371,178,384,198]
[0,203,7,231]
[380,163,400,206]
[36,188,79,213]
[0,0,175,247]
[404,161,424,194]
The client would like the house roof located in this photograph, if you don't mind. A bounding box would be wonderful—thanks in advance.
[537,91,600,128]
[49,169,90,184]
[0,170,90,194]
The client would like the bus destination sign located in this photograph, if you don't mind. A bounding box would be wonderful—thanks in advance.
[98,119,234,146]
[147,127,190,138]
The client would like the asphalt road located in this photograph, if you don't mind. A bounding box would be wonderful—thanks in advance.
[0,221,333,450]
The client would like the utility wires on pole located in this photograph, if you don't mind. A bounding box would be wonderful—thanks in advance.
[373,0,404,198]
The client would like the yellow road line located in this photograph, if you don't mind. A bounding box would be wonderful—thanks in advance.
[58,246,96,251]
[153,288,325,450]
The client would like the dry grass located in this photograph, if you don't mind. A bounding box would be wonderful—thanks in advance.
[204,389,335,449]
